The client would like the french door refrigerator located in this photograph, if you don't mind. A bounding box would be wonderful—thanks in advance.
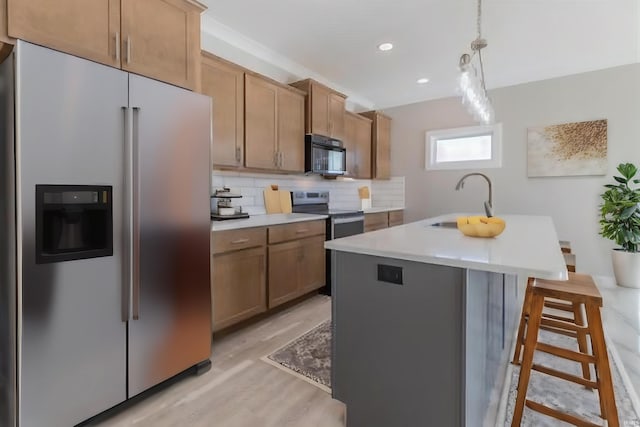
[0,41,212,427]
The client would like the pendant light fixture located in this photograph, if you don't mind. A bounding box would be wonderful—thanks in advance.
[458,0,494,124]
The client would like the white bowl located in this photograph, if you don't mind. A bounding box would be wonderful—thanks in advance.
[218,207,235,216]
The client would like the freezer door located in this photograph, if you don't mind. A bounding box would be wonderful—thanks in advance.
[16,42,128,427]
[127,74,212,397]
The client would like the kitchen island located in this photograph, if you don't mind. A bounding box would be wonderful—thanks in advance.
[325,214,567,427]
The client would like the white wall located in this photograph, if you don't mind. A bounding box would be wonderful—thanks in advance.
[212,171,404,215]
[386,63,640,276]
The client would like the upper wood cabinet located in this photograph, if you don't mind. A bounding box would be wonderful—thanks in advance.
[360,111,391,180]
[290,78,347,141]
[5,0,205,90]
[201,53,244,168]
[344,111,372,179]
[7,0,121,68]
[121,0,204,90]
[245,73,305,172]
[276,88,305,172]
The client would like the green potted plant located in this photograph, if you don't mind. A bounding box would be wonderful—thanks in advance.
[599,162,640,288]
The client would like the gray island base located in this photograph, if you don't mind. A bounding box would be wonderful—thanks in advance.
[326,214,567,427]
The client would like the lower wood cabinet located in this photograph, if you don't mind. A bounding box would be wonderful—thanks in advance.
[211,246,266,332]
[364,212,389,232]
[365,210,404,232]
[388,210,404,227]
[211,220,326,332]
[268,234,325,309]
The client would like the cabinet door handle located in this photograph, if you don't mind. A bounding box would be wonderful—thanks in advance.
[231,238,250,245]
[274,151,278,167]
[296,229,309,234]
[279,152,284,168]
[235,146,241,162]
[115,32,120,61]
[125,36,131,64]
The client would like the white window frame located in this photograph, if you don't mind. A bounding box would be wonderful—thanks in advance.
[425,123,502,170]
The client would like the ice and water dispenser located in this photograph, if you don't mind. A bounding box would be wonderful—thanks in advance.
[35,185,113,263]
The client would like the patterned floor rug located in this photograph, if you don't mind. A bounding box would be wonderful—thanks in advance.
[265,321,640,426]
[263,320,332,393]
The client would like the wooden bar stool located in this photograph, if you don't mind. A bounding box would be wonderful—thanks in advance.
[512,251,586,378]
[511,273,619,427]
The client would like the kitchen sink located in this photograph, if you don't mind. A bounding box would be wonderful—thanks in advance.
[430,221,458,228]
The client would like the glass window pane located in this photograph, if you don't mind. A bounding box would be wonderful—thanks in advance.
[435,134,492,163]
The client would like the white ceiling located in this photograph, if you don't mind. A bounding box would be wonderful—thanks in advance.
[201,0,639,110]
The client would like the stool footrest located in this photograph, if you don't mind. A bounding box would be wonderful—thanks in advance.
[541,317,587,333]
[544,300,575,312]
[537,342,595,364]
[539,324,578,339]
[542,313,576,323]
[525,399,601,427]
[532,363,597,389]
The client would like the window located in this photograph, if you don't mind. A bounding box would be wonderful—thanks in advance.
[425,123,502,170]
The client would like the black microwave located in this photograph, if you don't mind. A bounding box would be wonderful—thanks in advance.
[305,134,346,176]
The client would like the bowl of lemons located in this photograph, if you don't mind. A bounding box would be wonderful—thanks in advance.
[456,216,506,238]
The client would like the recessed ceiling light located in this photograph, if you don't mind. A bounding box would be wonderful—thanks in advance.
[378,42,393,51]
[417,78,430,84]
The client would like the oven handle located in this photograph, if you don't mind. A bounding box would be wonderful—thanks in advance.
[331,215,365,225]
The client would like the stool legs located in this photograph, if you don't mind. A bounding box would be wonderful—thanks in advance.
[512,278,534,365]
[511,294,620,427]
[585,304,619,426]
[511,293,544,426]
[572,303,591,381]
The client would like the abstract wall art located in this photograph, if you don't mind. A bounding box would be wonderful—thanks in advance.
[527,119,607,177]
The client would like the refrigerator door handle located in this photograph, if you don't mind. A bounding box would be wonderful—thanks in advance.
[122,106,132,322]
[132,106,141,320]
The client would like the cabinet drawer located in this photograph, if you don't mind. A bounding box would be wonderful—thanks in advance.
[268,220,325,244]
[364,212,388,228]
[388,210,404,227]
[212,227,266,255]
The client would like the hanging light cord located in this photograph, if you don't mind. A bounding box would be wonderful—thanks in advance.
[476,0,487,92]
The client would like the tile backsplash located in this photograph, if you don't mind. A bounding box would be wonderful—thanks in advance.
[211,170,404,215]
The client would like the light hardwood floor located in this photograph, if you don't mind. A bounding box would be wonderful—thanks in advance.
[92,295,344,427]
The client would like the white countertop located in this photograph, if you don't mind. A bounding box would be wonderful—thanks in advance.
[363,207,405,214]
[211,213,328,231]
[325,214,568,280]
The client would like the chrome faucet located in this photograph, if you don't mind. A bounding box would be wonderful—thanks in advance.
[455,173,493,217]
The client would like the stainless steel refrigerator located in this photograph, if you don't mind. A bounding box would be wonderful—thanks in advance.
[0,41,212,427]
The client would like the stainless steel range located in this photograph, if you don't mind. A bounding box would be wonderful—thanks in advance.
[291,191,364,295]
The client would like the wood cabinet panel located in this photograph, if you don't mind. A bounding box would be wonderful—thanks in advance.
[201,53,244,168]
[361,111,391,180]
[7,0,121,68]
[344,111,372,179]
[364,212,389,233]
[268,220,325,244]
[298,235,326,294]
[291,79,347,139]
[328,93,345,140]
[245,74,278,170]
[388,210,404,227]
[277,88,305,172]
[121,0,203,90]
[376,114,391,179]
[268,240,301,308]
[310,83,331,136]
[212,246,266,332]
[212,227,267,255]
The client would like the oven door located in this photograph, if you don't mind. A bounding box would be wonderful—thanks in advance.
[331,215,364,239]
